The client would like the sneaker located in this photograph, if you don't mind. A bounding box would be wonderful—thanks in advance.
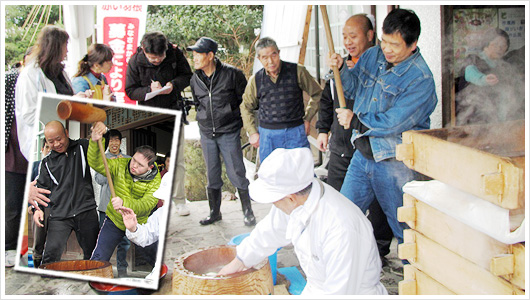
[5,250,17,268]
[176,203,190,216]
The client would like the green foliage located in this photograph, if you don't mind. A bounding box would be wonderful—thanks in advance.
[4,5,62,70]
[184,139,236,201]
[147,5,263,77]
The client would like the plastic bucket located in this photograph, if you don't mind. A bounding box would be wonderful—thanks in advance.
[228,233,280,285]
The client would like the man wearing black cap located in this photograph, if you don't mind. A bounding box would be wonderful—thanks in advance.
[186,37,256,226]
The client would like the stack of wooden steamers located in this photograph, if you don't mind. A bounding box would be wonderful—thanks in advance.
[395,119,525,295]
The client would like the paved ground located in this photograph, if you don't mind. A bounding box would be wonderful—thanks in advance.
[4,198,404,295]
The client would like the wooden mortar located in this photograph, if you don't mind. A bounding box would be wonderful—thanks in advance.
[172,245,273,295]
[39,260,114,278]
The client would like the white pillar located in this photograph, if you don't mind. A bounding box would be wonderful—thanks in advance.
[63,5,95,78]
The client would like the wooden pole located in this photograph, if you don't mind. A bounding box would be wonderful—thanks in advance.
[29,5,47,44]
[319,6,346,108]
[22,5,41,41]
[44,5,52,26]
[98,139,116,198]
[298,5,313,64]
[21,5,37,31]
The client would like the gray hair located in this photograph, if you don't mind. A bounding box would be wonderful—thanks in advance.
[256,37,279,55]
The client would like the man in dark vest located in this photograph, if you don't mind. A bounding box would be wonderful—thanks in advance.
[241,37,322,161]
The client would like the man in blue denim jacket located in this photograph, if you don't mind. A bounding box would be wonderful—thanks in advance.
[330,8,437,247]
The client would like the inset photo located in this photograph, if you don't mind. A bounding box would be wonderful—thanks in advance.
[13,93,181,291]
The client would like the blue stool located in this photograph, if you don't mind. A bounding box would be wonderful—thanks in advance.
[28,254,34,268]
[278,266,306,295]
[228,233,281,285]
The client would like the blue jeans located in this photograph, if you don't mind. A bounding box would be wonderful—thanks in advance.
[98,212,130,271]
[259,124,310,161]
[200,130,249,190]
[340,151,413,244]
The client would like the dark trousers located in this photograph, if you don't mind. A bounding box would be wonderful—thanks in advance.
[98,212,130,271]
[92,217,156,269]
[91,217,126,262]
[327,151,393,257]
[5,172,26,250]
[42,209,99,264]
[200,130,249,190]
[32,206,50,262]
[134,240,158,268]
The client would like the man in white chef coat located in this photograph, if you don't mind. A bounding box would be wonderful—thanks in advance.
[218,147,387,295]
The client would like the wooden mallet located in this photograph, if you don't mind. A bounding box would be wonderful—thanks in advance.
[320,5,347,110]
[57,100,116,198]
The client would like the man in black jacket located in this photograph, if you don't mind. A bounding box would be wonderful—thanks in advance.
[35,121,99,264]
[125,31,193,217]
[187,37,255,226]
[315,14,394,263]
[125,31,192,109]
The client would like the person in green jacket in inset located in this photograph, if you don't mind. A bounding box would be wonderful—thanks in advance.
[88,121,161,268]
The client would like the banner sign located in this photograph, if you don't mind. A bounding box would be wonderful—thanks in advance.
[97,5,148,104]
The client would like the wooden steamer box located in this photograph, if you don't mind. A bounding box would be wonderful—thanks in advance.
[398,194,525,295]
[395,120,525,295]
[396,119,524,209]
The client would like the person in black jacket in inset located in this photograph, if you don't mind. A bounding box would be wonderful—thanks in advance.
[316,14,394,263]
[187,37,255,227]
[125,31,193,217]
[35,121,100,264]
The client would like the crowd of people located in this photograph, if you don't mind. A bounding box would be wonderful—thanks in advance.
[4,6,523,295]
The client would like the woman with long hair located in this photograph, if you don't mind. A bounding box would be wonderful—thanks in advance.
[72,43,115,100]
[15,25,92,159]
